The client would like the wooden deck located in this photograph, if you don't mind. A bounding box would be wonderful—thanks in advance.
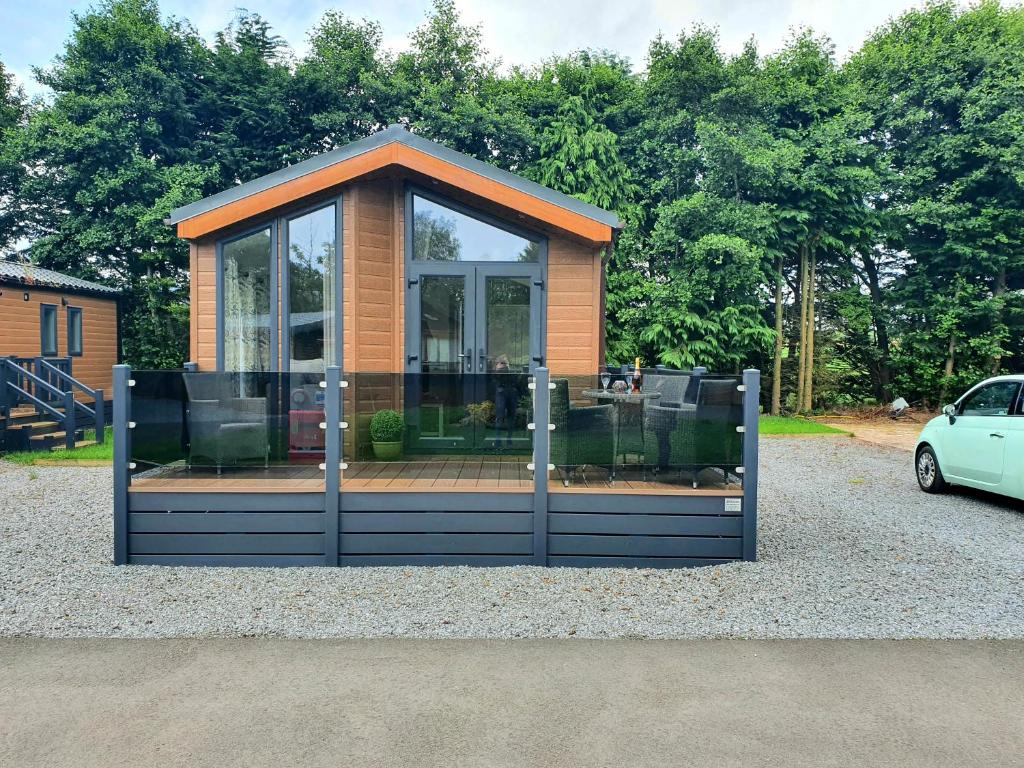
[129,457,741,495]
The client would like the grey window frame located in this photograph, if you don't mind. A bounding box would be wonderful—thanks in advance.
[404,184,548,374]
[216,221,279,371]
[281,196,344,372]
[40,303,58,356]
[67,306,83,356]
[406,185,547,263]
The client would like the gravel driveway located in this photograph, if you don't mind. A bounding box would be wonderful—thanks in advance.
[1,437,1022,639]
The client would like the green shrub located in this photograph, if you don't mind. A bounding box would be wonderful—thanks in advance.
[370,409,405,443]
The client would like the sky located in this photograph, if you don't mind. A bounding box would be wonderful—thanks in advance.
[1,0,966,98]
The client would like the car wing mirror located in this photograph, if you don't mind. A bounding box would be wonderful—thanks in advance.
[942,404,956,423]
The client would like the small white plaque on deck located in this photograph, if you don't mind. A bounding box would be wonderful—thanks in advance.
[724,498,742,513]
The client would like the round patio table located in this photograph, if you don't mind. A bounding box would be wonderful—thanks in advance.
[581,389,661,473]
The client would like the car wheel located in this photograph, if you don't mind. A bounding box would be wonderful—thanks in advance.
[916,446,947,493]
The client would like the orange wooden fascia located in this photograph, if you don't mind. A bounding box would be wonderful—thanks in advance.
[175,143,614,244]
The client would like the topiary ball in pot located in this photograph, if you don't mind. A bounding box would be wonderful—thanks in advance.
[370,409,405,460]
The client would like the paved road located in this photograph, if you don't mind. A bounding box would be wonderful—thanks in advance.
[1,639,1021,767]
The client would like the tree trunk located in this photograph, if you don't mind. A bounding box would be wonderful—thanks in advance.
[771,254,785,415]
[860,251,892,401]
[938,334,957,407]
[988,264,1007,376]
[796,245,809,413]
[802,247,817,413]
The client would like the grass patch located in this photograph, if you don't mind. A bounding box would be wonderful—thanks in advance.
[3,426,114,465]
[759,415,849,436]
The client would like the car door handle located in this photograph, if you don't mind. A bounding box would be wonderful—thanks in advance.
[990,433,1005,439]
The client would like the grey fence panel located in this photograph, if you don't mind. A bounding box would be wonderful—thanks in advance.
[549,534,742,559]
[548,556,736,569]
[130,555,324,567]
[129,512,324,534]
[341,512,533,534]
[341,492,533,512]
[340,555,531,567]
[547,493,737,515]
[340,533,533,555]
[128,492,324,513]
[548,514,742,537]
[129,533,324,555]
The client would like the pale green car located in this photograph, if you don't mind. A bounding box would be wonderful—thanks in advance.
[915,375,1024,499]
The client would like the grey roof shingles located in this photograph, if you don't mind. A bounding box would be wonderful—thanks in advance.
[0,261,119,295]
[166,124,623,231]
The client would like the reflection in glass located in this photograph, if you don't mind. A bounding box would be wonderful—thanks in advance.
[485,276,531,373]
[412,194,540,262]
[223,228,272,371]
[420,276,465,373]
[288,205,336,370]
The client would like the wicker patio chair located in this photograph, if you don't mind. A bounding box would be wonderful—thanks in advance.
[183,373,270,472]
[549,378,617,487]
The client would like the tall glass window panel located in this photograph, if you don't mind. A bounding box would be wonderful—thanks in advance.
[222,228,273,371]
[67,307,83,356]
[287,205,337,370]
[40,304,57,356]
[412,194,540,262]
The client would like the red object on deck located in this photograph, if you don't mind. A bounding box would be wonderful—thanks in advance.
[288,409,325,462]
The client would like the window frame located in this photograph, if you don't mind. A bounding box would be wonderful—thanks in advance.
[281,196,343,371]
[66,306,83,356]
[406,185,547,264]
[40,303,58,357]
[216,221,279,372]
[957,381,1022,417]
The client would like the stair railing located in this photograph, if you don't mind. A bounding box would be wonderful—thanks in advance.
[37,358,104,445]
[1,358,77,450]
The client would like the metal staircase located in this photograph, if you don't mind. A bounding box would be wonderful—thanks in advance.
[0,357,105,453]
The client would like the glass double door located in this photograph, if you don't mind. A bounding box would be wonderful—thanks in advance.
[407,264,543,453]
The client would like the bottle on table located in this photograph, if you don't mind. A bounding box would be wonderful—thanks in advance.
[631,356,643,393]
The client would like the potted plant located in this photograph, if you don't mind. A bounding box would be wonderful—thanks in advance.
[370,409,405,460]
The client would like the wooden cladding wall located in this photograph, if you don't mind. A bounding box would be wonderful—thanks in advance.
[187,173,605,375]
[0,286,118,393]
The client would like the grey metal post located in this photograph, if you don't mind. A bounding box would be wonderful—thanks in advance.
[531,367,551,566]
[113,365,131,565]
[63,391,76,450]
[94,389,105,444]
[741,368,760,562]
[0,357,9,416]
[323,366,341,566]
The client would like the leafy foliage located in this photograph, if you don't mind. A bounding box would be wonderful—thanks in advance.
[1,0,1021,410]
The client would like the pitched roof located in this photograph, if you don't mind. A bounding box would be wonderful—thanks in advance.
[167,124,622,242]
[0,260,119,296]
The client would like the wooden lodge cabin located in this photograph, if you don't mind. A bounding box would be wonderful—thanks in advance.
[111,124,758,569]
[0,260,120,393]
[169,123,619,380]
[0,260,119,452]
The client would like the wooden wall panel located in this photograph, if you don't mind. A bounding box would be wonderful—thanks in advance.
[0,286,118,393]
[192,239,217,370]
[546,238,603,375]
[186,173,605,379]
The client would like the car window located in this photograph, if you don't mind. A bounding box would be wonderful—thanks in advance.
[959,382,1021,417]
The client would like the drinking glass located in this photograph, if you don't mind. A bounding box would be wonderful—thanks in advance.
[600,373,611,391]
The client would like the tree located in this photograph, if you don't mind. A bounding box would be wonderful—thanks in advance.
[14,0,213,366]
[0,59,28,250]
[849,0,1024,404]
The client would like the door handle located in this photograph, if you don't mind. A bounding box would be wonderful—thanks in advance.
[990,433,1005,439]
[479,348,485,373]
[464,348,472,372]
